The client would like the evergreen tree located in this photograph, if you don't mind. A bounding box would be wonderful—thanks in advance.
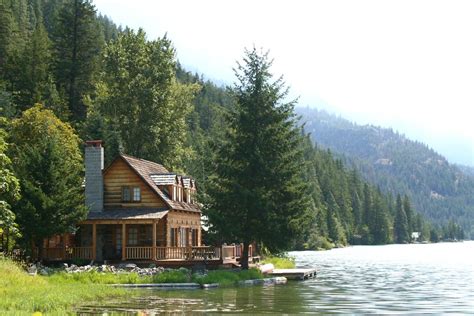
[52,0,101,122]
[394,194,409,243]
[205,48,310,268]
[9,105,86,254]
[0,121,20,252]
[403,195,413,236]
[95,28,199,170]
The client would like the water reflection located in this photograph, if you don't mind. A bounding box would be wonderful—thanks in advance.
[77,242,474,314]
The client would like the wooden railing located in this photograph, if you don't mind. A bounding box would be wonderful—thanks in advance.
[155,246,220,260]
[126,246,153,260]
[41,247,93,260]
[37,245,250,262]
[65,247,93,260]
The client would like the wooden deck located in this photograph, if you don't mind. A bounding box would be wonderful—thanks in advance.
[269,268,317,280]
[35,244,253,267]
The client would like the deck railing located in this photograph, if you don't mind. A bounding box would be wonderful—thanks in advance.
[41,247,93,260]
[37,244,249,262]
[64,247,93,260]
[126,246,153,260]
[155,246,220,260]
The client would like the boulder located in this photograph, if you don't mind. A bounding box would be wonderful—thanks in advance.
[258,263,274,274]
[27,264,37,276]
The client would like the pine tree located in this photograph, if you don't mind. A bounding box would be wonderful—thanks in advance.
[9,105,86,254]
[403,195,413,237]
[205,48,310,268]
[371,192,391,244]
[394,194,409,243]
[0,121,20,252]
[14,17,55,110]
[95,28,199,170]
[52,0,101,122]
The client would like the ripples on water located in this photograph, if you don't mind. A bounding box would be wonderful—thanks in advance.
[77,242,474,314]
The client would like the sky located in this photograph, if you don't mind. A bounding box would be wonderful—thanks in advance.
[94,0,474,166]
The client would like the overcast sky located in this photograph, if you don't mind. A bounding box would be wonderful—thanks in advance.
[94,0,474,166]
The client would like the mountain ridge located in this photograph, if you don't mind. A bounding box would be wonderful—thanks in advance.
[297,106,474,238]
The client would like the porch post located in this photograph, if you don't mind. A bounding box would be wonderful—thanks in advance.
[92,223,97,261]
[152,220,157,260]
[121,223,126,260]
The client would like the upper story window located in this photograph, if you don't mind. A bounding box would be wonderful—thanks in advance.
[133,187,141,202]
[122,186,131,202]
[122,186,141,202]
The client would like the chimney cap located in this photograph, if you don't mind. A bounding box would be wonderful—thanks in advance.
[85,140,103,147]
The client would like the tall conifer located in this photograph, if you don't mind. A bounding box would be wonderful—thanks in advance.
[205,48,310,268]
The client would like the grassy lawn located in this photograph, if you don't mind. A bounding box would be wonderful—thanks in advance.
[0,257,266,314]
[0,257,126,315]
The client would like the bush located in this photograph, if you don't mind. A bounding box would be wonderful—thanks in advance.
[261,255,296,268]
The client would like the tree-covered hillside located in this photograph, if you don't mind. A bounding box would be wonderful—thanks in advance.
[297,107,474,238]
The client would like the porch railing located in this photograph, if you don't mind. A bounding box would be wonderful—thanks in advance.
[41,247,93,260]
[155,246,221,261]
[37,245,250,262]
[126,246,153,260]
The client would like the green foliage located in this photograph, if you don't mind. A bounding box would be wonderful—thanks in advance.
[9,105,86,250]
[94,28,199,170]
[298,106,474,238]
[0,256,126,314]
[394,194,409,243]
[261,255,296,269]
[0,122,21,251]
[152,269,190,283]
[52,0,102,122]
[205,48,311,267]
[192,269,263,286]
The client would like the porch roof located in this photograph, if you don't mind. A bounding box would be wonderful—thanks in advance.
[86,209,169,220]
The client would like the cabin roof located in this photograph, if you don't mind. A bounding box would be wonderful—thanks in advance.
[87,209,169,220]
[118,154,200,213]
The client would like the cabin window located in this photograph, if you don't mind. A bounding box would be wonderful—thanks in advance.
[122,187,131,202]
[128,227,138,245]
[132,187,141,202]
[170,228,178,246]
[191,228,198,246]
[180,227,187,246]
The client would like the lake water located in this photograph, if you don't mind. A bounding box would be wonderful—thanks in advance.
[78,242,474,314]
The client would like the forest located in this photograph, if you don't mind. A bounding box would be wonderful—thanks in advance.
[0,0,465,255]
[297,107,474,239]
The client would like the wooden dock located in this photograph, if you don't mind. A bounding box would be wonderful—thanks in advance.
[269,268,317,280]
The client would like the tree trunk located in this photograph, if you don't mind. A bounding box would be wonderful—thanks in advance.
[5,228,9,254]
[241,242,250,270]
[35,238,43,262]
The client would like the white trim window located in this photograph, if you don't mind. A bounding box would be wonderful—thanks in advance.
[132,187,141,202]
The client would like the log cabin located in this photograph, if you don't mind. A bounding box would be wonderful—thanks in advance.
[39,140,252,266]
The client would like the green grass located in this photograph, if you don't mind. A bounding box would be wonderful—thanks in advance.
[192,269,264,287]
[0,257,268,314]
[0,257,126,315]
[261,255,296,269]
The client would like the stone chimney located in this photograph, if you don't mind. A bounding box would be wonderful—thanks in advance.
[85,140,104,212]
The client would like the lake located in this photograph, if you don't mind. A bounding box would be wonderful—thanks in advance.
[77,242,474,314]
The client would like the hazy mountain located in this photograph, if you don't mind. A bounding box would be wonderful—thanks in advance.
[297,107,474,238]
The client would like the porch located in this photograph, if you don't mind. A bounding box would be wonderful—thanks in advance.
[38,218,253,265]
[38,244,252,265]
